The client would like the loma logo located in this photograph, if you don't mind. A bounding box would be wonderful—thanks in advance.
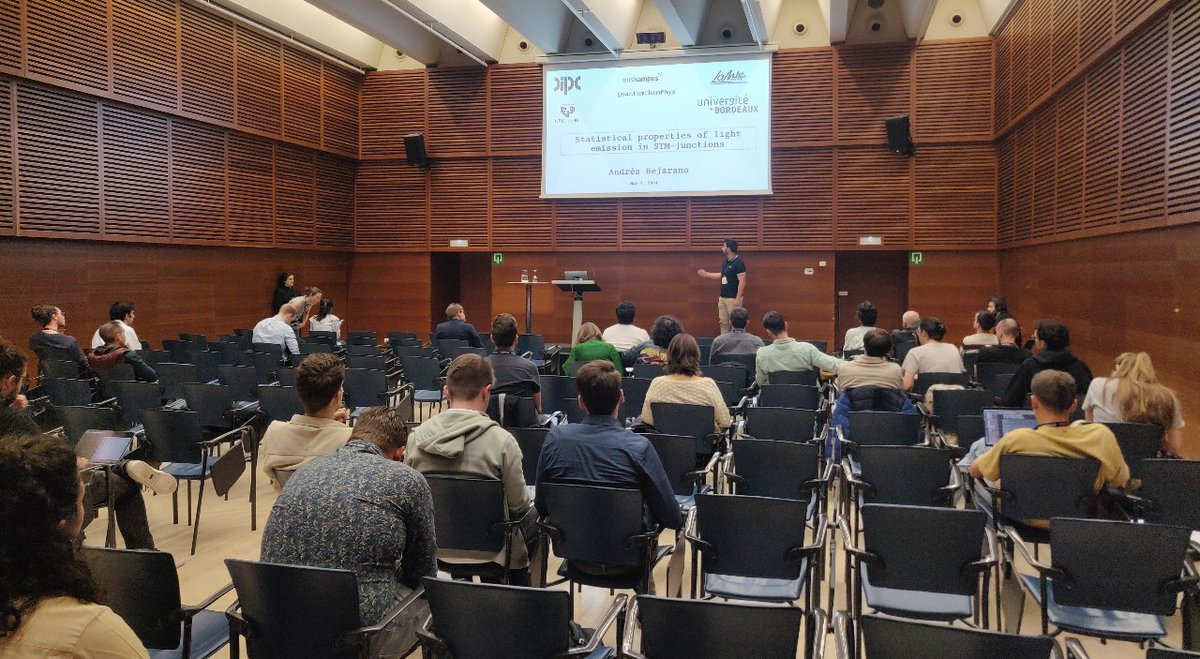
[553,76,582,95]
[711,69,747,84]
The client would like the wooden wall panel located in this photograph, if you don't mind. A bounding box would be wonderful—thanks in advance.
[0,78,12,234]
[321,64,360,156]
[491,156,550,248]
[283,49,322,147]
[1052,0,1081,87]
[771,49,833,145]
[347,252,432,338]
[360,72,424,159]
[834,45,912,144]
[1025,0,1054,103]
[835,149,910,248]
[101,104,171,239]
[1118,15,1169,224]
[1052,81,1085,233]
[1168,0,1200,216]
[914,41,993,142]
[354,161,427,250]
[16,84,100,236]
[429,158,488,248]
[179,3,235,124]
[690,196,759,249]
[489,64,540,153]
[0,0,18,69]
[235,27,282,137]
[315,154,355,249]
[908,251,1001,346]
[1030,108,1055,238]
[25,0,108,92]
[226,133,274,246]
[913,144,996,248]
[112,0,177,108]
[273,144,315,246]
[620,198,689,250]
[170,121,227,244]
[427,68,487,156]
[1081,56,1121,231]
[761,149,834,249]
[554,199,619,250]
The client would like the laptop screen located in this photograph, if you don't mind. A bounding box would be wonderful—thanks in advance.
[982,409,1039,446]
[76,430,133,465]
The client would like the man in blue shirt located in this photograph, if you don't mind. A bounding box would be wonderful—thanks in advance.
[434,302,483,348]
[535,361,682,530]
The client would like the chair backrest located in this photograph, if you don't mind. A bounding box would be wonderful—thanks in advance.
[714,353,758,377]
[996,454,1099,522]
[275,366,297,387]
[298,341,334,355]
[41,358,83,380]
[346,331,377,346]
[729,439,820,500]
[1148,649,1200,659]
[632,363,665,379]
[516,334,544,357]
[766,369,817,387]
[957,414,984,445]
[1102,422,1163,479]
[857,446,955,507]
[250,341,284,362]
[422,577,573,659]
[343,367,388,410]
[189,349,221,383]
[704,363,749,391]
[646,433,702,497]
[43,378,94,407]
[983,372,1015,399]
[399,355,441,390]
[257,385,304,422]
[842,348,864,360]
[860,504,987,595]
[156,362,200,400]
[226,559,362,659]
[81,547,185,650]
[425,475,510,553]
[860,614,1056,659]
[386,331,418,345]
[307,330,338,346]
[141,409,204,464]
[392,344,434,360]
[181,382,235,428]
[108,380,164,426]
[449,345,488,360]
[892,340,918,364]
[847,411,922,447]
[699,342,711,366]
[801,339,828,353]
[712,379,739,408]
[539,375,578,419]
[343,344,379,357]
[975,361,1020,386]
[346,354,388,371]
[240,351,279,384]
[634,595,802,659]
[650,402,716,456]
[217,365,259,402]
[932,389,993,436]
[139,349,171,368]
[1049,517,1191,615]
[435,338,468,359]
[619,375,652,420]
[1137,459,1200,530]
[540,482,649,567]
[744,407,817,443]
[486,393,538,428]
[758,384,820,410]
[695,493,810,580]
[56,405,121,445]
[210,341,242,365]
[911,371,968,396]
[509,427,548,486]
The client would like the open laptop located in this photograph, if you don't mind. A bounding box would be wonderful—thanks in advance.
[563,270,588,281]
[75,430,134,468]
[982,408,1039,446]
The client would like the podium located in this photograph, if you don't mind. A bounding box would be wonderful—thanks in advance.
[552,279,600,346]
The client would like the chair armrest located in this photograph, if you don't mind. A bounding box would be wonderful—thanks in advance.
[839,461,874,497]
[200,425,249,448]
[568,594,627,656]
[832,611,852,659]
[179,582,235,619]
[1005,526,1056,576]
[785,514,828,563]
[963,526,1000,576]
[337,584,426,649]
[415,614,447,656]
[836,516,877,566]
[619,597,646,659]
[224,599,253,639]
[687,451,721,486]
[1063,638,1090,659]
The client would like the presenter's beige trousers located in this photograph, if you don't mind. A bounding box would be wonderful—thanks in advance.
[718,297,738,334]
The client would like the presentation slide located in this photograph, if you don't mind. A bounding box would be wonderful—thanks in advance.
[542,53,772,198]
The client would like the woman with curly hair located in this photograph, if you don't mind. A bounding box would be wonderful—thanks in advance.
[1084,352,1185,457]
[628,315,684,366]
[0,434,148,657]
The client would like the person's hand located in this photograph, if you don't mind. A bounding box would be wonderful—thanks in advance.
[334,407,350,423]
[11,394,28,413]
[734,298,743,307]
[697,269,708,277]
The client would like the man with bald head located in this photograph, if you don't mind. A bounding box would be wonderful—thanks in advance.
[890,310,920,346]
[976,317,1029,366]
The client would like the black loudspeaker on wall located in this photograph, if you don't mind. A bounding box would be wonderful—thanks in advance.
[885,115,916,156]
[404,132,430,169]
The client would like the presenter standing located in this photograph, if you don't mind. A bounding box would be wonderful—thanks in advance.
[697,238,746,335]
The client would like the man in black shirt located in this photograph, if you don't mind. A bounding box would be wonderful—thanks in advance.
[433,303,483,348]
[696,238,747,335]
[485,313,541,412]
[997,319,1092,408]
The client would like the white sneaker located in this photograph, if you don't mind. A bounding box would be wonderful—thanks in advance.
[125,460,178,495]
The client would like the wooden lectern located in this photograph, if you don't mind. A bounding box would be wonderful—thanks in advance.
[552,278,600,345]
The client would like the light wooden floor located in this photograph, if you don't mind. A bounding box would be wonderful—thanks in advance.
[82,420,1180,658]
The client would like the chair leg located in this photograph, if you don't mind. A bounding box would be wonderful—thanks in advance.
[186,480,193,526]
[172,490,179,524]
[190,478,206,555]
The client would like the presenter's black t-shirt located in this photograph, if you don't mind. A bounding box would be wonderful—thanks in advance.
[719,256,746,299]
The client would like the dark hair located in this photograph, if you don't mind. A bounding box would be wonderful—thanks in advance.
[315,298,334,321]
[1035,319,1070,351]
[918,317,946,341]
[724,238,738,252]
[295,353,345,413]
[0,338,27,379]
[31,305,57,327]
[446,353,494,401]
[576,361,621,415]
[990,296,1010,319]
[1031,370,1077,412]
[762,311,786,335]
[98,321,125,346]
[0,435,101,635]
[276,272,292,288]
[856,301,878,326]
[650,315,683,349]
[108,301,134,321]
[729,306,749,329]
[665,333,701,377]
[863,328,892,358]
[615,301,636,325]
[490,313,518,349]
[348,408,409,453]
[975,310,997,332]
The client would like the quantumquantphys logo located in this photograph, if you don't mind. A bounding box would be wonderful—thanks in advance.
[711,69,747,84]
[553,75,582,95]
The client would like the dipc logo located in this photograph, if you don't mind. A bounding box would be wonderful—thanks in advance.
[553,76,582,95]
[711,69,747,84]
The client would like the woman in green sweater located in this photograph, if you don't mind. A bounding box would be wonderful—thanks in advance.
[563,322,624,375]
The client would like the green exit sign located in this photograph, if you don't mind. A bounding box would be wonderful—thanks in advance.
[491,252,504,265]
[909,251,925,266]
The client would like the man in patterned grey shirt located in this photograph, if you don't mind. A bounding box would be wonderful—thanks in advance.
[261,407,437,631]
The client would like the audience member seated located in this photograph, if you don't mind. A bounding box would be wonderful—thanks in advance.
[29,304,87,374]
[287,286,322,332]
[901,317,964,391]
[602,300,650,353]
[836,329,904,391]
[405,354,536,584]
[0,434,150,658]
[754,310,843,386]
[434,303,483,348]
[640,334,731,433]
[563,322,623,375]
[626,315,684,366]
[252,302,301,358]
[890,310,920,346]
[961,310,998,353]
[987,295,1011,322]
[88,321,156,382]
[969,370,1129,526]
[976,318,1029,366]
[307,298,343,339]
[260,408,436,645]
[486,313,541,412]
[1083,352,1184,457]
[997,319,1093,408]
[1,338,170,549]
[535,361,682,530]
[843,300,878,352]
[708,306,764,364]
[259,353,351,491]
[272,271,297,314]
[89,300,143,351]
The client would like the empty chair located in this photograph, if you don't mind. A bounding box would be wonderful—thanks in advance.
[108,380,165,426]
[845,411,922,449]
[343,344,381,357]
[345,354,389,371]
[956,414,985,446]
[208,341,242,366]
[540,374,579,421]
[56,405,121,446]
[397,356,443,419]
[249,342,284,363]
[975,361,1019,388]
[893,340,918,364]
[81,547,230,659]
[419,577,623,659]
[632,363,665,379]
[713,353,757,379]
[217,365,259,403]
[448,345,487,360]
[834,613,1057,659]
[845,445,958,509]
[910,371,969,397]
[391,344,434,360]
[1120,459,1200,531]
[622,595,816,659]
[767,369,818,387]
[646,432,712,510]
[486,393,539,429]
[189,350,221,383]
[515,334,545,362]
[342,367,403,417]
[434,337,468,360]
[240,351,279,385]
[42,378,95,407]
[726,439,826,505]
[256,385,304,423]
[297,341,334,355]
[1103,422,1164,479]
[40,358,85,380]
[346,330,377,346]
[510,427,549,489]
[386,331,418,346]
[424,475,522,583]
[307,330,338,346]
[620,376,653,422]
[1147,649,1200,659]
[742,407,818,443]
[931,388,992,437]
[181,382,255,431]
[156,363,200,401]
[758,384,820,410]
[274,366,297,387]
[140,349,171,368]
[704,363,750,391]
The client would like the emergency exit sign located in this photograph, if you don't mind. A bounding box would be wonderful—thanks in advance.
[909,252,925,266]
[491,252,504,265]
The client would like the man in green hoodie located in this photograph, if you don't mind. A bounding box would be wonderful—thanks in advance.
[405,353,537,584]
